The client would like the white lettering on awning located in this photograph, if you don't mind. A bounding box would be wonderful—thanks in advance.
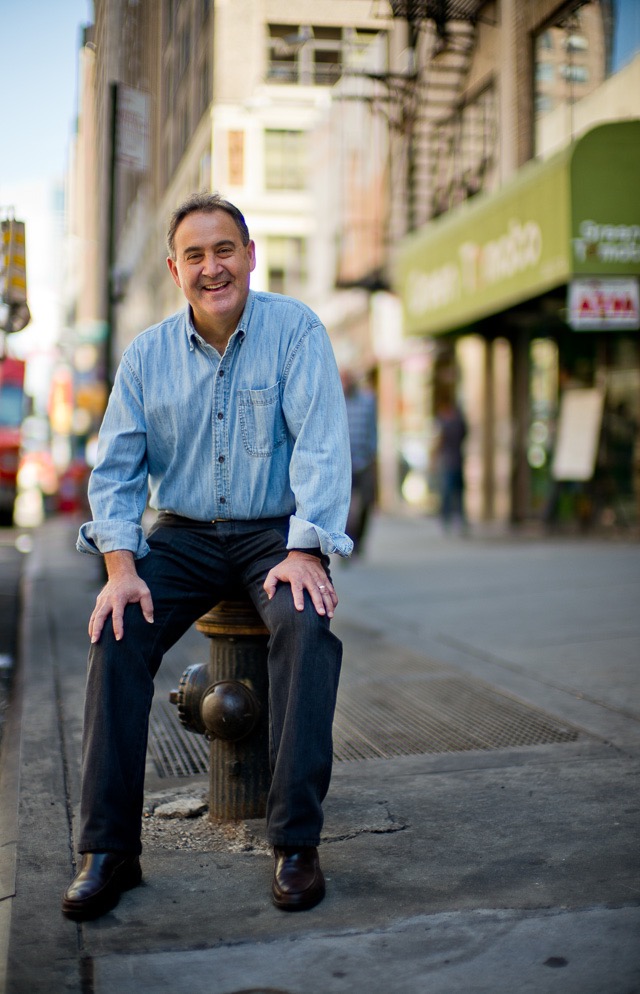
[406,218,543,317]
[573,219,640,266]
[406,264,460,316]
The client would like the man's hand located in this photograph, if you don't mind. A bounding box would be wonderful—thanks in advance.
[263,550,338,618]
[89,550,154,643]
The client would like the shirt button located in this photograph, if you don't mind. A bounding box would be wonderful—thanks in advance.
[219,496,226,504]
[219,369,224,377]
[218,455,225,463]
[217,412,223,420]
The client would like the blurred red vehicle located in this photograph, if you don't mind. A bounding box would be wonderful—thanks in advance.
[0,357,26,525]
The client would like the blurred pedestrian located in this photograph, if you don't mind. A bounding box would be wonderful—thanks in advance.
[62,193,352,922]
[433,396,467,532]
[341,369,377,556]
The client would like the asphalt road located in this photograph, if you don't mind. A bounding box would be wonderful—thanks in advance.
[0,527,26,754]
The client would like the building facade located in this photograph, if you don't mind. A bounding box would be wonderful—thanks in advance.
[67,0,640,532]
[71,1,397,356]
[385,0,639,531]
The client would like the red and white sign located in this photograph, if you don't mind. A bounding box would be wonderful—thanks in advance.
[568,277,639,330]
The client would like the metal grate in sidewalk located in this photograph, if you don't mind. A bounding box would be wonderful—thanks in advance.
[330,675,579,762]
[148,645,583,778]
[148,703,210,778]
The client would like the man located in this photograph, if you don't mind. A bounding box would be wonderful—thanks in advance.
[341,369,377,556]
[62,193,352,921]
[433,397,468,532]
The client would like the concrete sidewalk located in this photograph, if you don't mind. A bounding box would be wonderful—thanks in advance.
[1,514,639,993]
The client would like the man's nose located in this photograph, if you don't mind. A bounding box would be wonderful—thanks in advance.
[202,251,223,275]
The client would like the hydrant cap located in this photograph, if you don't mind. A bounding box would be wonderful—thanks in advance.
[201,680,260,742]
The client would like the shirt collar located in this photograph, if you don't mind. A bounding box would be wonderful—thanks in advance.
[184,294,254,352]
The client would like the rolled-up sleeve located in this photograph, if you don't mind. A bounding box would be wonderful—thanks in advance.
[77,353,151,558]
[283,324,353,558]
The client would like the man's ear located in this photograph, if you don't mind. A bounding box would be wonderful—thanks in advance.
[247,240,257,273]
[167,256,181,288]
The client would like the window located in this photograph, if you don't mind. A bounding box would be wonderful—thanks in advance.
[265,130,307,190]
[309,26,341,86]
[228,130,244,186]
[533,2,607,152]
[163,0,175,46]
[266,24,385,86]
[179,95,190,150]
[536,62,555,83]
[198,48,210,117]
[268,24,303,83]
[559,63,590,82]
[162,58,173,116]
[179,20,190,80]
[199,151,211,189]
[565,33,588,52]
[535,94,554,114]
[267,237,307,295]
[0,385,24,428]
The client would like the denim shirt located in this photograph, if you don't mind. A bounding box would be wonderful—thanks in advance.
[78,291,354,559]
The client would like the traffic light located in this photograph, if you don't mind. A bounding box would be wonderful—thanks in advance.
[1,217,31,333]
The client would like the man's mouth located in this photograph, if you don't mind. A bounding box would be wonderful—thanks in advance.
[201,280,231,293]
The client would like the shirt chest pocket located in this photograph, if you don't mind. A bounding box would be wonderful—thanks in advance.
[237,382,288,457]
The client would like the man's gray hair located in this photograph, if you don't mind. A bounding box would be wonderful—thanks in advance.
[167,192,250,258]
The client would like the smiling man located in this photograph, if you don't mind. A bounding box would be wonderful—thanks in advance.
[62,192,353,921]
[166,206,256,352]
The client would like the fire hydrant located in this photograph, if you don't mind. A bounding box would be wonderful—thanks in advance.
[169,596,271,821]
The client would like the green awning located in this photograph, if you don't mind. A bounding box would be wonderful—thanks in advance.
[393,120,640,336]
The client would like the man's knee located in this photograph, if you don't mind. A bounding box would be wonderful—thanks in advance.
[266,587,331,635]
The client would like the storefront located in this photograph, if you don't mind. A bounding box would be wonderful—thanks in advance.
[393,120,640,528]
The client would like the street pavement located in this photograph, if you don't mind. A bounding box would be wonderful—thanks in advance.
[0,533,23,758]
[1,513,639,994]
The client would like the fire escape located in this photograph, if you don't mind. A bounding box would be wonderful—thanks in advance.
[336,0,496,290]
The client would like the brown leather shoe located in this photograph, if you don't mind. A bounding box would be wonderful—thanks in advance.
[272,846,325,911]
[62,852,142,921]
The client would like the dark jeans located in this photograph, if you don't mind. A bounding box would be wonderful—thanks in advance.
[78,515,342,855]
[346,464,376,555]
[440,467,466,526]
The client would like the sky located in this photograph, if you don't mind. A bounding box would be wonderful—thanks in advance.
[0,0,92,189]
[612,0,640,70]
[0,0,638,373]
[0,0,92,375]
